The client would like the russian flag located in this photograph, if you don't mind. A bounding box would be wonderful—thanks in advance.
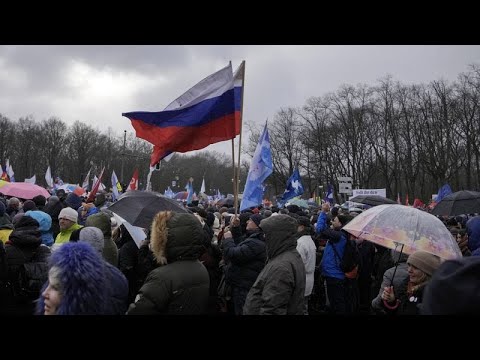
[123,62,244,167]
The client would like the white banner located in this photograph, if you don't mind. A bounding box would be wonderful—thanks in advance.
[351,188,386,198]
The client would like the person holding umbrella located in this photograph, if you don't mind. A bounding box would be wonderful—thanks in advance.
[381,250,441,315]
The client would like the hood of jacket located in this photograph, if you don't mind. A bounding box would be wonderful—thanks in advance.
[260,214,298,259]
[150,211,204,265]
[85,212,111,237]
[8,215,41,248]
[25,210,52,233]
[466,216,480,253]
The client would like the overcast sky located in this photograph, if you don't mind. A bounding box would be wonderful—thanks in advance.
[1,45,479,156]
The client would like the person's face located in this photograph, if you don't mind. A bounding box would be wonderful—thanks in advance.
[246,218,259,231]
[42,271,62,315]
[407,263,425,285]
[332,216,342,230]
[59,217,74,231]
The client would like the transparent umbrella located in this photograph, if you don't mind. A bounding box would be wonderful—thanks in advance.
[343,204,462,260]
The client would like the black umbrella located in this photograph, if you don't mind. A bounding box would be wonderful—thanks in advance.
[348,195,397,207]
[108,190,190,228]
[431,190,480,216]
[216,197,234,207]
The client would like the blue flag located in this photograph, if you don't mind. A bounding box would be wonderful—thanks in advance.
[278,168,304,207]
[324,184,334,204]
[240,123,273,211]
[436,184,452,202]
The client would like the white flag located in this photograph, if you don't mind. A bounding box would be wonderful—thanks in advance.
[200,177,206,194]
[25,175,36,184]
[111,170,120,201]
[45,166,53,188]
[93,175,106,191]
[82,168,91,190]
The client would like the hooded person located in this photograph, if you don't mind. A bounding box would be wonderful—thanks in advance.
[243,214,306,315]
[85,212,118,267]
[68,227,129,315]
[35,242,109,315]
[466,216,480,256]
[3,215,51,315]
[295,216,316,314]
[25,210,54,247]
[22,200,37,213]
[127,211,210,315]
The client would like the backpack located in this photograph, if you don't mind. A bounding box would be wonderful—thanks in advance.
[331,238,361,279]
[11,251,49,300]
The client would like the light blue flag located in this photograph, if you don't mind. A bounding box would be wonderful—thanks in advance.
[240,123,273,211]
[111,170,120,201]
[278,168,304,207]
[185,180,194,204]
[164,186,175,199]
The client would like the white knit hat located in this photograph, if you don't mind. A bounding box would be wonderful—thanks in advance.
[58,207,78,223]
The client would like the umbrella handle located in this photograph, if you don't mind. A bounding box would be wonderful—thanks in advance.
[389,244,404,287]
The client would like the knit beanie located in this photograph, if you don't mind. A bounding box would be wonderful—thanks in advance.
[250,214,264,228]
[421,256,480,315]
[78,226,105,255]
[58,207,79,223]
[407,251,441,276]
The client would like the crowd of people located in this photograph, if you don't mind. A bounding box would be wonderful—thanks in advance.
[0,190,479,315]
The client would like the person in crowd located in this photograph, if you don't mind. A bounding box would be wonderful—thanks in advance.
[371,249,409,314]
[25,210,54,247]
[35,242,109,315]
[32,195,47,212]
[43,196,64,238]
[2,215,51,315]
[52,207,82,250]
[295,216,316,315]
[316,202,355,314]
[381,250,441,315]
[449,228,471,257]
[127,211,209,314]
[243,214,305,315]
[421,256,480,314]
[6,197,21,217]
[85,212,118,267]
[21,200,37,213]
[0,201,13,244]
[466,216,480,256]
[69,226,129,314]
[222,214,266,315]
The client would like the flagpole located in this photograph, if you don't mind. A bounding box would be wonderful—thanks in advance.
[234,60,245,216]
[231,138,237,213]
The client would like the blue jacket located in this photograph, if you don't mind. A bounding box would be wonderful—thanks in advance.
[467,216,480,256]
[316,212,345,279]
[25,211,54,247]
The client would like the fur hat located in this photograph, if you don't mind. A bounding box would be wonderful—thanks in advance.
[58,207,78,223]
[36,242,107,315]
[407,251,441,277]
[250,214,264,228]
[421,256,480,314]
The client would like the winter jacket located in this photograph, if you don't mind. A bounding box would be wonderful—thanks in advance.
[127,212,209,315]
[466,216,480,256]
[223,230,266,290]
[243,215,305,315]
[54,223,83,246]
[296,233,316,296]
[371,262,409,314]
[25,210,54,247]
[317,212,346,280]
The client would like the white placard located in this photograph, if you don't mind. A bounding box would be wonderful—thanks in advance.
[351,188,387,198]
